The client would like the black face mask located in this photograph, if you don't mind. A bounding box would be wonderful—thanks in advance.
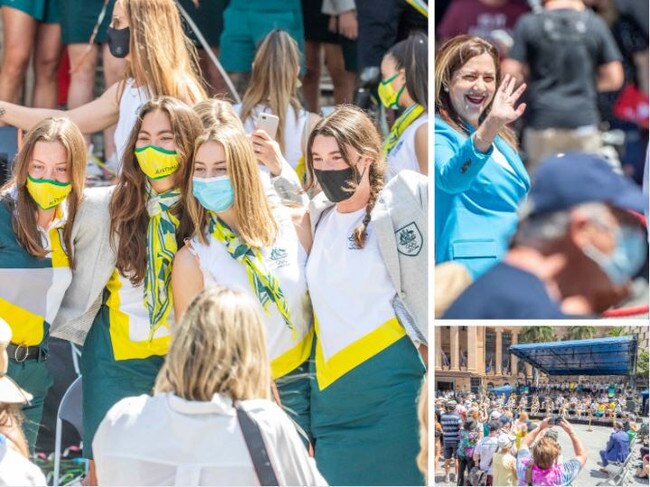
[314,167,359,203]
[107,26,130,58]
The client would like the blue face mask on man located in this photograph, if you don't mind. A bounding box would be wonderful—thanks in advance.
[192,175,235,212]
[583,224,647,286]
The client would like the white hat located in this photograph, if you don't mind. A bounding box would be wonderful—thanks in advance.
[490,410,502,420]
[0,318,33,405]
[497,434,513,449]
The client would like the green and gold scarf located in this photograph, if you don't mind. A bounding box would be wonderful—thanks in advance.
[144,184,181,338]
[209,213,296,338]
[382,103,425,156]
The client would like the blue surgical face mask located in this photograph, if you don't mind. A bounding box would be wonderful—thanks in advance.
[583,225,648,286]
[192,175,234,212]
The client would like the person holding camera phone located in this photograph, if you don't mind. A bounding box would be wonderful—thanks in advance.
[516,416,587,486]
[236,30,320,185]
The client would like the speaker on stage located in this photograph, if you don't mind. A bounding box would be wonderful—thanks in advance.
[0,127,21,185]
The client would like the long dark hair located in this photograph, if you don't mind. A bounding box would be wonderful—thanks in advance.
[385,31,429,111]
[110,97,203,285]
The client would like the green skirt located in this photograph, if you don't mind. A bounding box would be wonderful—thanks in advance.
[310,335,426,486]
[80,304,164,459]
[0,0,59,23]
[7,358,53,454]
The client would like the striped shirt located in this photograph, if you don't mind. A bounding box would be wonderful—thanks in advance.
[441,412,462,446]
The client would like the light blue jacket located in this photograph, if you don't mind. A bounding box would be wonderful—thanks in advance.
[435,116,530,278]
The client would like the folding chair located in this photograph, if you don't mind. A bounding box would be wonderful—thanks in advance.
[53,376,84,486]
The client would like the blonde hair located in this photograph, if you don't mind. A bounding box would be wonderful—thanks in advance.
[240,30,302,154]
[417,377,428,480]
[110,97,203,285]
[306,105,385,248]
[0,118,86,268]
[194,98,244,130]
[435,35,518,149]
[187,125,278,248]
[533,436,561,469]
[154,287,271,402]
[119,0,206,104]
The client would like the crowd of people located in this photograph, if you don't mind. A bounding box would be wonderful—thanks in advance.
[434,384,649,485]
[434,0,650,319]
[0,0,430,485]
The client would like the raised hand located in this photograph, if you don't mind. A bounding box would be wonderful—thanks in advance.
[487,73,527,125]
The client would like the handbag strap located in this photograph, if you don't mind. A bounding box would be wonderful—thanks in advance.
[236,404,279,486]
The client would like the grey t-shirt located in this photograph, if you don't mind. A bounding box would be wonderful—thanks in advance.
[509,8,622,129]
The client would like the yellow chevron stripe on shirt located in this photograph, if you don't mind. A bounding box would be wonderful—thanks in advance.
[271,327,314,380]
[0,298,44,346]
[315,316,405,391]
[49,227,69,268]
[106,271,170,361]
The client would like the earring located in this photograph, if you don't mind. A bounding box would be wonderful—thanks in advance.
[443,86,449,92]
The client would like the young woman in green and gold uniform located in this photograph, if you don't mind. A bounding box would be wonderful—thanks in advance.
[0,118,86,452]
[71,97,203,461]
[306,106,428,486]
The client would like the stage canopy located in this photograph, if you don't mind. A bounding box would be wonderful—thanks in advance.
[508,336,637,376]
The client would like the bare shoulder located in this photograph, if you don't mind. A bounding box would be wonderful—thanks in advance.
[173,243,199,272]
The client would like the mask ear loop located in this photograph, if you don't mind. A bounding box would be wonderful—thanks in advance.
[354,156,369,184]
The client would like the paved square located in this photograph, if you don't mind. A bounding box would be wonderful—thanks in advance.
[434,422,649,486]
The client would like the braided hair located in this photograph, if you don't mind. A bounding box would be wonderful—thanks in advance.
[306,105,386,248]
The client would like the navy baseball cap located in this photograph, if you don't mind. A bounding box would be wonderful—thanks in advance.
[522,152,646,218]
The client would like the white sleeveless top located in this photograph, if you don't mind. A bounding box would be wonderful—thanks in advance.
[113,78,150,171]
[306,207,402,390]
[190,208,313,379]
[386,113,428,180]
[235,103,308,170]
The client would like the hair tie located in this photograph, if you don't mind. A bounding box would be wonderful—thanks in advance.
[362,214,371,226]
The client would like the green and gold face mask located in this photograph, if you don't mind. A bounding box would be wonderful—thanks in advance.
[26,175,72,210]
[377,73,406,110]
[134,145,181,180]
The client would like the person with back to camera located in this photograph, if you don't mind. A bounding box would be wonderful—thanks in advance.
[434,35,530,280]
[235,30,320,187]
[92,286,327,486]
[516,417,587,486]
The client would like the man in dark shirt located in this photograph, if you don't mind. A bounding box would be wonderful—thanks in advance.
[440,400,462,483]
[443,152,647,319]
[503,0,624,169]
[437,0,530,56]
